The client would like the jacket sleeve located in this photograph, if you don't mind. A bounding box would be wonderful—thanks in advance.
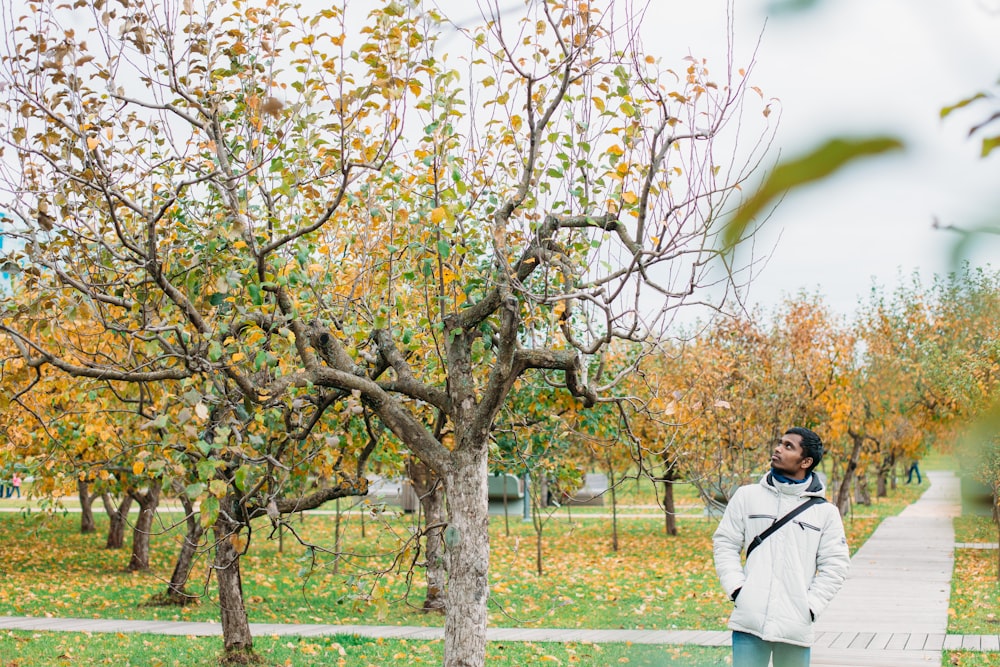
[806,505,851,618]
[712,487,747,599]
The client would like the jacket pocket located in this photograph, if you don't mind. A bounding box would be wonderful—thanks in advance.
[793,520,821,532]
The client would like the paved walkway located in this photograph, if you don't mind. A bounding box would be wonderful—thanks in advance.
[1,470,995,665]
[810,469,965,666]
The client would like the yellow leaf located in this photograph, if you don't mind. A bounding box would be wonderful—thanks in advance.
[86,136,100,150]
[231,352,245,363]
[132,461,145,475]
[430,207,446,224]
[622,191,638,205]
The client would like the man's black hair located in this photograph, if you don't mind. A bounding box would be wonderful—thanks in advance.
[785,426,823,473]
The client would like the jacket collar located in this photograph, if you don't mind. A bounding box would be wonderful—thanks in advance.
[761,470,826,497]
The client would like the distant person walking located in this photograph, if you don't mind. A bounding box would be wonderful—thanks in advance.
[10,472,21,498]
[713,427,851,667]
[906,460,922,484]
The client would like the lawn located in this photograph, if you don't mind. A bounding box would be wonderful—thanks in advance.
[944,652,1000,667]
[0,473,929,665]
[0,477,922,632]
[0,629,732,667]
[950,514,1000,636]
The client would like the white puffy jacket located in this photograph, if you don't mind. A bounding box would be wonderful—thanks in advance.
[713,472,850,647]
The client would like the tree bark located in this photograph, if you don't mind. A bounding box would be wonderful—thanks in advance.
[164,492,204,603]
[408,458,447,613]
[836,432,865,515]
[213,504,254,659]
[442,444,489,667]
[854,473,872,505]
[128,481,162,571]
[78,478,97,534]
[660,462,680,537]
[609,466,619,552]
[875,453,894,498]
[103,492,134,550]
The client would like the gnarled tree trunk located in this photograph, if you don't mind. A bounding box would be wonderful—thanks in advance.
[78,478,97,534]
[128,481,162,571]
[213,500,254,660]
[876,452,894,498]
[442,444,489,667]
[660,460,680,537]
[163,492,205,603]
[103,492,134,550]
[836,432,865,515]
[408,457,447,613]
[854,473,872,506]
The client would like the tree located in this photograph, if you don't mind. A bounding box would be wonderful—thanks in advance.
[658,315,789,512]
[0,1,772,664]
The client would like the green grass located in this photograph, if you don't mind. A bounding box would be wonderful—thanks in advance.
[0,629,730,666]
[0,473,929,665]
[921,448,959,472]
[0,479,920,633]
[944,652,1000,667]
[954,515,998,543]
[950,514,1000,635]
[0,472,921,630]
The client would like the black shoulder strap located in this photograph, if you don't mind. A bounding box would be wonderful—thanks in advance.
[745,496,825,558]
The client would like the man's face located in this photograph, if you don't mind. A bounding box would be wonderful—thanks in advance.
[771,433,811,480]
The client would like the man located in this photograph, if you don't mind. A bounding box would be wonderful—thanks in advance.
[713,427,850,667]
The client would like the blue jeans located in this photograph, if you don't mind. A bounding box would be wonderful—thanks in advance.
[732,631,810,667]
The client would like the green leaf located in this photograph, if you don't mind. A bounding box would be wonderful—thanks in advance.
[981,136,1000,158]
[723,136,904,251]
[940,92,987,119]
[200,495,220,528]
[185,482,205,500]
[197,459,218,481]
[436,239,450,258]
[234,467,248,492]
[208,341,223,362]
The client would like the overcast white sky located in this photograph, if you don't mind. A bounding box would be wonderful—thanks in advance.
[644,0,1000,321]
